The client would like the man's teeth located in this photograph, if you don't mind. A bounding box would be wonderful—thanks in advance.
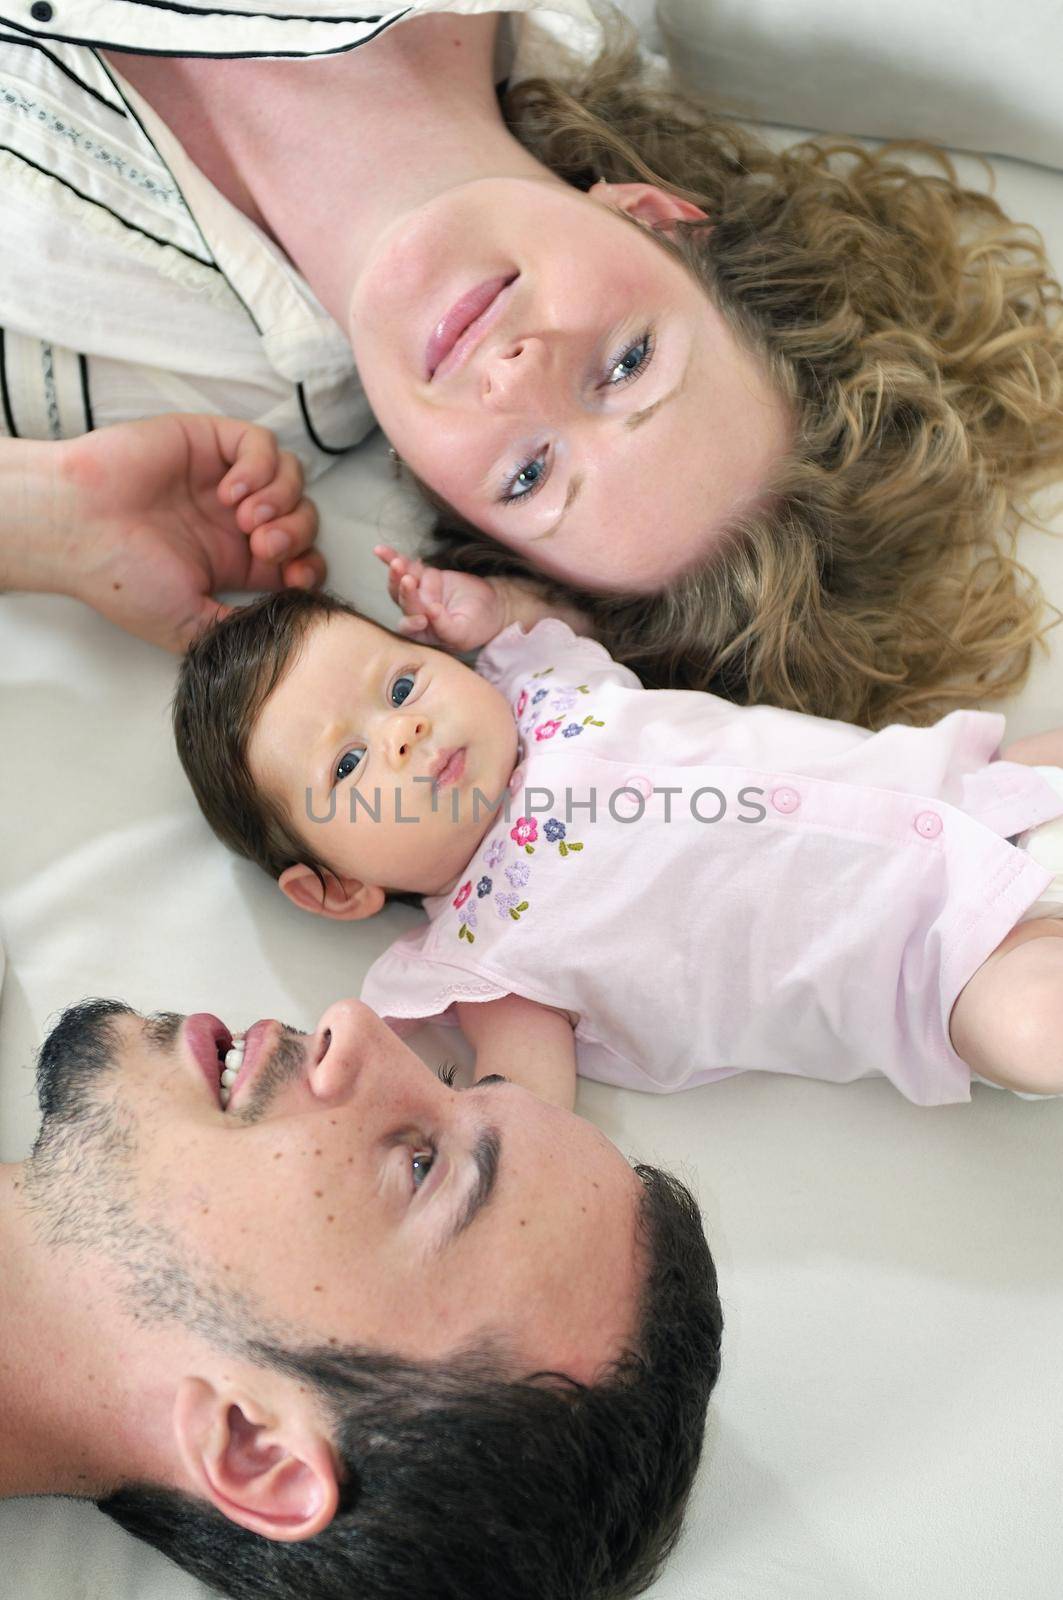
[219,1036,246,1107]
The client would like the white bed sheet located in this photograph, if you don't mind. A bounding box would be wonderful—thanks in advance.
[1,141,1062,1600]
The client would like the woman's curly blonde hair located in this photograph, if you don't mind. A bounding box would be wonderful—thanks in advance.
[417,7,1063,727]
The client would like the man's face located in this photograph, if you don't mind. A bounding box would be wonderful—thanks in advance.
[31,999,642,1381]
[349,177,791,590]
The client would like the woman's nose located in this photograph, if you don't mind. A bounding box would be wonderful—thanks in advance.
[386,711,431,766]
[481,335,553,413]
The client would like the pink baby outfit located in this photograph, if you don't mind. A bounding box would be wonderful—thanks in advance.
[361,621,1063,1105]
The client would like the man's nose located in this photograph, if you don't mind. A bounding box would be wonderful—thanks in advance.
[307,999,442,1108]
[385,710,431,767]
[480,335,554,414]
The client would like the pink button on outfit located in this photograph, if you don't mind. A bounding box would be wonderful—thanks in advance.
[362,621,1063,1106]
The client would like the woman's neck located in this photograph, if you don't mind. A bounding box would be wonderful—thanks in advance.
[106,14,555,326]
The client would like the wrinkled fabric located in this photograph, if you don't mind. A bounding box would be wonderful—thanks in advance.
[363,621,1063,1105]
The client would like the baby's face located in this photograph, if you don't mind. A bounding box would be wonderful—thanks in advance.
[249,614,519,901]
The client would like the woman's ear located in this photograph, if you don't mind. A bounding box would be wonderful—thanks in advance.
[173,1377,340,1543]
[278,863,385,921]
[587,179,709,230]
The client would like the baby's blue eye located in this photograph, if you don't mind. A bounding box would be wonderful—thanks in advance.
[411,1147,435,1188]
[335,747,366,783]
[391,673,416,707]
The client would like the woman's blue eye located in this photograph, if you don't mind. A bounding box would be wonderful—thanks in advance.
[606,330,654,386]
[503,456,548,504]
[335,747,366,784]
[411,1147,435,1188]
[391,673,416,706]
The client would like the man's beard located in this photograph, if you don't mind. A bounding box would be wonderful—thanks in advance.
[22,999,290,1350]
[34,999,180,1124]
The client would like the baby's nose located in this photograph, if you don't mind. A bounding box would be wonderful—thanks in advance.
[393,713,430,761]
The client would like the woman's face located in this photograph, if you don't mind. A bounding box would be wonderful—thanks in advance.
[348,177,791,592]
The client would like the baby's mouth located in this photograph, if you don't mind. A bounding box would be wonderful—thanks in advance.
[430,747,467,789]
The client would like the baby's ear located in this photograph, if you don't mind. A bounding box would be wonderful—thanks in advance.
[278,863,385,922]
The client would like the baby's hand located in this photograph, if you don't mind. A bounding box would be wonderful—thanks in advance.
[374,545,506,651]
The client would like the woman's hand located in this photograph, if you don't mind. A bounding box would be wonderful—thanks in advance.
[374,544,506,651]
[58,414,323,652]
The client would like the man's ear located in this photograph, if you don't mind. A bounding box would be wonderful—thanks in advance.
[173,1377,340,1543]
[278,862,385,921]
[587,178,709,231]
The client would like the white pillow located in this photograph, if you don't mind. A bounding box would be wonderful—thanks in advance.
[656,0,1063,172]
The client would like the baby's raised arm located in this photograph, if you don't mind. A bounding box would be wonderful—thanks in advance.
[374,545,588,653]
[455,996,577,1111]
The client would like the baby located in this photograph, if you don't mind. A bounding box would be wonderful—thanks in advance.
[173,557,1063,1112]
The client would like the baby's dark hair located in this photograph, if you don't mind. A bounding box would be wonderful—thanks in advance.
[174,588,383,892]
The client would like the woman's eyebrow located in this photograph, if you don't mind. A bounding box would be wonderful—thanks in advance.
[529,473,584,543]
[625,347,691,433]
[625,378,683,432]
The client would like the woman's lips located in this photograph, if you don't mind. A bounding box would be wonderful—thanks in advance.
[425,275,517,381]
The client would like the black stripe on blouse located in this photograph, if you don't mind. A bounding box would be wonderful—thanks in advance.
[0,32,128,115]
[0,329,19,438]
[78,353,94,432]
[0,143,219,269]
[0,7,409,61]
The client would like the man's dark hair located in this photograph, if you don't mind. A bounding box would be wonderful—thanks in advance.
[174,588,389,894]
[99,1164,722,1600]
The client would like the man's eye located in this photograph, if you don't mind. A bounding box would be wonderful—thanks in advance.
[391,673,416,707]
[335,747,366,784]
[411,1147,436,1188]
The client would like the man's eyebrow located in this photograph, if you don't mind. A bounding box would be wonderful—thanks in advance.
[441,1120,503,1251]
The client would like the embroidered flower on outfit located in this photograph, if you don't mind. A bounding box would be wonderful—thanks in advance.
[531,687,548,705]
[484,837,506,869]
[544,819,566,843]
[510,817,539,847]
[476,876,492,898]
[452,880,472,910]
[535,719,562,742]
[562,723,583,738]
[459,902,477,931]
[505,862,530,889]
[515,689,528,716]
[548,689,579,715]
[495,890,529,922]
